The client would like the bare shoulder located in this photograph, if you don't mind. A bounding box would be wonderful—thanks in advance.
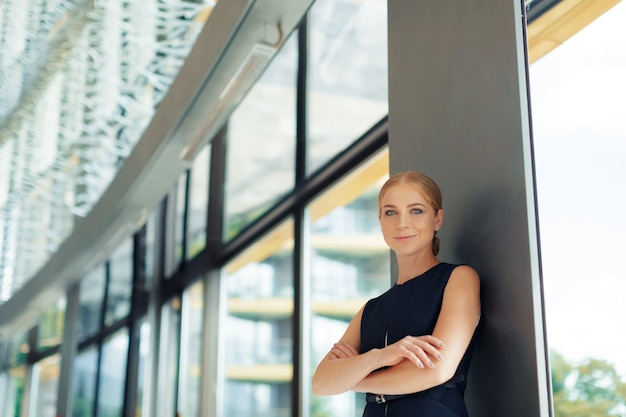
[448,264,480,291]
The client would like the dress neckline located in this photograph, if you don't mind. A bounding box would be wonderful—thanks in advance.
[395,262,445,286]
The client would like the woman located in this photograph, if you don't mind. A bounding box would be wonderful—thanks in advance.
[312,171,481,416]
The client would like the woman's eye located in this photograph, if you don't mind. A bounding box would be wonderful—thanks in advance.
[384,210,396,216]
[411,208,423,214]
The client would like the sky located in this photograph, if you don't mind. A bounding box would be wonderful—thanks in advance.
[529,1,626,376]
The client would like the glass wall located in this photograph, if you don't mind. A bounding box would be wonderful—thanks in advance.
[223,34,298,240]
[97,330,130,417]
[105,238,133,326]
[221,220,295,417]
[177,282,204,417]
[307,0,388,174]
[529,2,626,415]
[156,296,182,417]
[37,299,66,351]
[187,146,211,260]
[72,347,98,417]
[308,152,390,417]
[30,354,61,417]
[78,266,107,342]
[2,365,26,417]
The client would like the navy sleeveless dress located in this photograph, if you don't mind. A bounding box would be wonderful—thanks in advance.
[360,263,476,417]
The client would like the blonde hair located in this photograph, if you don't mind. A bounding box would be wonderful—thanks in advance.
[378,171,443,256]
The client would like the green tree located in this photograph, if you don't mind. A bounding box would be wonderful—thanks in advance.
[551,350,626,417]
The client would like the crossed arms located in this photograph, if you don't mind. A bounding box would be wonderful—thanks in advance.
[311,265,481,396]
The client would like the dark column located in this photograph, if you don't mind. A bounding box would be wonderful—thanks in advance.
[387,1,551,416]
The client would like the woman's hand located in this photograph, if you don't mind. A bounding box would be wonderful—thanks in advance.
[378,335,445,369]
[329,342,359,359]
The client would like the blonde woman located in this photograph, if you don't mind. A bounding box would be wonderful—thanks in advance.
[312,171,481,417]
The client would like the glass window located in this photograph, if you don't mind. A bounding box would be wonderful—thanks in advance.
[97,329,129,417]
[177,281,204,417]
[30,354,61,417]
[529,2,626,415]
[308,150,390,417]
[187,145,210,260]
[223,33,298,240]
[135,320,152,417]
[37,298,66,351]
[8,333,28,367]
[78,265,107,341]
[307,0,388,174]
[105,238,133,326]
[145,208,158,283]
[221,220,294,417]
[156,297,181,417]
[2,365,26,417]
[171,173,188,274]
[72,347,98,417]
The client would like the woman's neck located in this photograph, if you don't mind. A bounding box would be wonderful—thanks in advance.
[395,254,440,284]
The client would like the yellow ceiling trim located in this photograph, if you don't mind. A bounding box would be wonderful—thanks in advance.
[527,0,621,63]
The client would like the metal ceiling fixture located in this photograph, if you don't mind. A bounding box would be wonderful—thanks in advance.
[0,0,216,301]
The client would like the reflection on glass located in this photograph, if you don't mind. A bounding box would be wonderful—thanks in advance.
[187,145,210,260]
[78,266,106,340]
[97,329,129,417]
[224,33,298,240]
[135,321,152,417]
[8,333,28,367]
[72,348,98,417]
[529,2,626,415]
[1,365,25,417]
[156,297,181,417]
[308,0,388,174]
[31,354,61,417]
[308,151,390,417]
[221,220,294,417]
[177,281,204,417]
[173,173,188,273]
[37,298,66,351]
[105,238,133,326]
[145,209,157,283]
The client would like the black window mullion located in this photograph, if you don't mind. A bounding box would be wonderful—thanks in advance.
[293,16,309,417]
[122,226,148,417]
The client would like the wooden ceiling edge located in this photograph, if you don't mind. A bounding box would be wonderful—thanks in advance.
[528,0,621,63]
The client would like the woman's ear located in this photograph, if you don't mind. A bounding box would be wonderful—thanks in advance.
[435,209,444,230]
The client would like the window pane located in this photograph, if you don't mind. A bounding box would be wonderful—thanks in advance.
[78,265,106,341]
[2,366,26,417]
[135,321,152,417]
[187,145,210,260]
[221,220,294,417]
[8,333,28,367]
[529,3,626,415]
[172,173,187,273]
[308,0,388,174]
[223,33,298,240]
[37,298,66,351]
[31,354,61,417]
[105,238,133,326]
[156,297,181,417]
[308,151,390,416]
[72,347,98,417]
[145,208,158,283]
[97,329,129,417]
[177,282,204,417]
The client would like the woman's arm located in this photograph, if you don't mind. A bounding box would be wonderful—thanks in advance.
[353,265,481,395]
[312,305,446,395]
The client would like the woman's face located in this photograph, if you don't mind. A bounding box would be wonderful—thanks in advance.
[378,182,443,258]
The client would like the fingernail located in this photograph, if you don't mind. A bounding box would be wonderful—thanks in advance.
[418,361,424,368]
[429,361,435,368]
[439,342,445,348]
[437,353,443,360]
